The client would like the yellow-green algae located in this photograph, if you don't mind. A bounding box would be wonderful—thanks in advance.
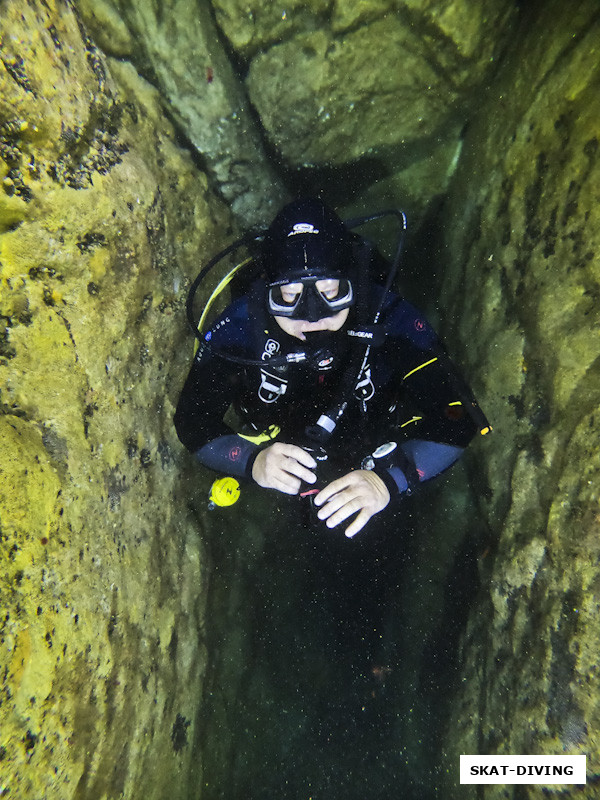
[75,0,288,227]
[214,0,516,225]
[1,1,232,797]
[394,1,600,795]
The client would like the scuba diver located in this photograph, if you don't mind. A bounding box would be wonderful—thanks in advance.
[174,197,490,538]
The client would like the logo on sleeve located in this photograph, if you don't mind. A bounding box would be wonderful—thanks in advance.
[228,445,242,462]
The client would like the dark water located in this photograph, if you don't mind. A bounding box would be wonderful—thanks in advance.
[200,481,479,799]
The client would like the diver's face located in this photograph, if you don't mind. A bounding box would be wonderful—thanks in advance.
[273,279,350,341]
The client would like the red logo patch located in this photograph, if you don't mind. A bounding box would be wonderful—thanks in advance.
[229,446,242,462]
[415,319,425,332]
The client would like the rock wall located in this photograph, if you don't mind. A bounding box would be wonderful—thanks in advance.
[213,0,517,224]
[76,0,520,228]
[75,0,289,227]
[427,1,600,795]
[0,2,233,797]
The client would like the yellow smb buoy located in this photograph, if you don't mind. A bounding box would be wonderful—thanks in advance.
[208,477,241,509]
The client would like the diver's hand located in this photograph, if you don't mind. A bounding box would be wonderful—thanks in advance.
[314,470,390,538]
[252,442,317,495]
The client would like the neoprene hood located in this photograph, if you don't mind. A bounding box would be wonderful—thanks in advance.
[261,198,354,285]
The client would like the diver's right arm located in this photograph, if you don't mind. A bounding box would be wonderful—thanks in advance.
[175,357,317,486]
[174,341,263,479]
[173,298,276,481]
[251,443,317,494]
[174,312,319,487]
[174,347,318,488]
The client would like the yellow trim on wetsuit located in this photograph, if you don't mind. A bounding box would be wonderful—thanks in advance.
[446,399,492,433]
[238,424,281,445]
[400,415,422,428]
[403,356,438,381]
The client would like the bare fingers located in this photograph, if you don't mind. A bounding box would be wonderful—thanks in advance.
[252,442,317,494]
[314,471,390,537]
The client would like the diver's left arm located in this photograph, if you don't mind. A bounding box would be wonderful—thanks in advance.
[375,308,483,497]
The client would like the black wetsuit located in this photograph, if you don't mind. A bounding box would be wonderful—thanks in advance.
[174,281,481,502]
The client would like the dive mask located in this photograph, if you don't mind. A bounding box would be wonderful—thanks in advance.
[267,276,354,322]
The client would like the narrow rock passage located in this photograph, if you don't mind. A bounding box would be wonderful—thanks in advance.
[199,483,475,799]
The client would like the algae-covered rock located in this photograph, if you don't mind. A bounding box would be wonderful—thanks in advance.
[420,1,600,794]
[76,0,288,227]
[213,0,512,62]
[222,0,516,223]
[0,2,232,797]
[212,0,332,56]
[247,20,456,166]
